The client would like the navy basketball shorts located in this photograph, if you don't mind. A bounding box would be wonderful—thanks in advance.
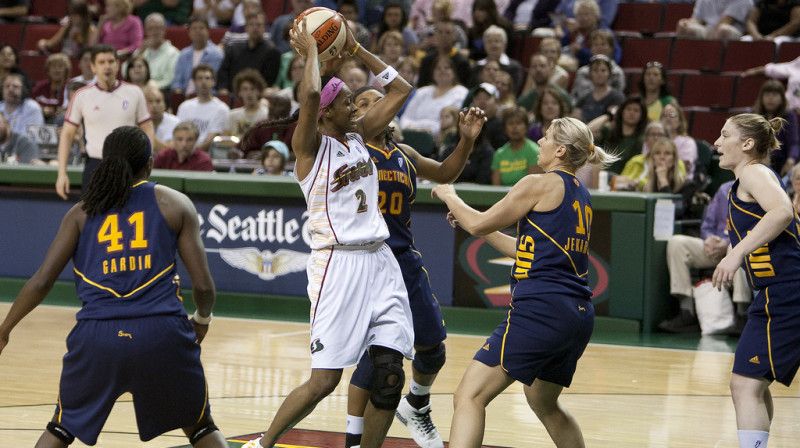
[734,280,800,386]
[474,294,594,387]
[395,246,447,347]
[55,314,210,445]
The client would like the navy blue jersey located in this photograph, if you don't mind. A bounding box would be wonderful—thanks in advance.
[368,141,418,250]
[510,170,593,300]
[727,166,800,290]
[73,181,184,320]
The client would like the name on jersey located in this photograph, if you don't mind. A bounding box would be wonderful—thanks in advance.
[103,254,152,275]
[564,237,589,254]
[378,169,412,189]
[331,160,374,192]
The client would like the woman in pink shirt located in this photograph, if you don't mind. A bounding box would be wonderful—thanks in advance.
[92,0,143,59]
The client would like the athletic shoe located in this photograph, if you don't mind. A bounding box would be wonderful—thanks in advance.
[241,436,263,448]
[395,396,444,448]
[657,310,700,333]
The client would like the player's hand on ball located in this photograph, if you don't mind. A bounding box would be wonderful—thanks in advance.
[337,12,358,55]
[290,17,316,59]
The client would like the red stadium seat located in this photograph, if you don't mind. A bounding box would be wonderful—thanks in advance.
[733,75,770,109]
[264,0,291,23]
[612,3,662,35]
[661,2,694,33]
[680,73,736,109]
[209,27,227,45]
[688,108,730,144]
[21,23,61,52]
[671,39,723,72]
[0,23,25,50]
[776,41,800,63]
[518,36,543,71]
[17,53,48,85]
[165,26,191,50]
[619,36,672,69]
[722,41,775,73]
[29,0,68,20]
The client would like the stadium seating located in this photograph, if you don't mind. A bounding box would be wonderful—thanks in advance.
[29,0,68,21]
[722,41,775,73]
[776,41,800,63]
[612,2,662,35]
[620,36,672,69]
[165,26,191,51]
[402,130,436,158]
[264,0,291,23]
[680,73,736,109]
[687,108,730,144]
[0,23,24,50]
[17,53,48,84]
[732,75,769,109]
[671,39,723,72]
[660,2,694,33]
[20,23,60,52]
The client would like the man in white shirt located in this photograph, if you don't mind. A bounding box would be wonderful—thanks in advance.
[0,73,44,136]
[145,83,180,153]
[55,44,154,200]
[176,63,230,152]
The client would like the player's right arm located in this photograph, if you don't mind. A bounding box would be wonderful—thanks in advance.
[290,17,323,181]
[0,205,83,355]
[156,185,216,343]
[55,122,79,200]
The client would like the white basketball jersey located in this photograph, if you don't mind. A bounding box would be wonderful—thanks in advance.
[297,133,389,249]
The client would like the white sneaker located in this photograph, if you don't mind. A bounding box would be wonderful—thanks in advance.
[241,436,263,448]
[395,396,444,448]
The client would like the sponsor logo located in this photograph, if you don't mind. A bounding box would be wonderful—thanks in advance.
[118,330,132,339]
[749,356,760,364]
[310,338,325,354]
[213,247,308,280]
[337,150,345,157]
[482,343,490,351]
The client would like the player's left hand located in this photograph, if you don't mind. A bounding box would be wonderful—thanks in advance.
[190,318,209,344]
[446,211,461,229]
[711,252,742,291]
[337,13,357,55]
[459,107,487,141]
[290,17,316,58]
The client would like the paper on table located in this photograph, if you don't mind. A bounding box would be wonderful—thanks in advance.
[653,199,675,241]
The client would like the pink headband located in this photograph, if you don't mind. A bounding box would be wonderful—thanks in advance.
[319,77,345,118]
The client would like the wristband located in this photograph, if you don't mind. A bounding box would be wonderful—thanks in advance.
[350,42,360,57]
[192,310,212,325]
[376,66,399,87]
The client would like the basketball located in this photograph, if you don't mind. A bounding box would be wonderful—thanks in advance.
[295,7,347,62]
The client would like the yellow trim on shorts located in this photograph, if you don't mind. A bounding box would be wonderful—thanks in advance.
[500,303,514,374]
[765,287,776,380]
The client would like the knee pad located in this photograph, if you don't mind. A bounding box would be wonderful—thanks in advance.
[412,342,446,375]
[190,423,219,446]
[368,346,405,410]
[350,350,374,390]
[46,422,75,445]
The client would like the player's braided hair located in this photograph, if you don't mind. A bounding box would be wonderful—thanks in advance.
[81,126,151,217]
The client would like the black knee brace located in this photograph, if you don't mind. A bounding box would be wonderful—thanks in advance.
[46,422,75,445]
[412,342,446,375]
[190,423,219,445]
[369,346,405,410]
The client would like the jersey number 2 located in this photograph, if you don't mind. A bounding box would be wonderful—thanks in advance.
[97,212,148,253]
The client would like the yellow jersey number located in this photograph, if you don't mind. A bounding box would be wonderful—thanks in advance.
[378,191,403,215]
[97,211,148,253]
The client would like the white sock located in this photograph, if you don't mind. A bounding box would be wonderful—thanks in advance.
[738,430,769,448]
[409,379,431,396]
[346,415,364,435]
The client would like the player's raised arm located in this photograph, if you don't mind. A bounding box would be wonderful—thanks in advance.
[290,17,323,179]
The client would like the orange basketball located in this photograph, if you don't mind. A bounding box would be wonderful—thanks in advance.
[294,7,347,62]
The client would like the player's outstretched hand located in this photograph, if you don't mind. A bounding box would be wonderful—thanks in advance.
[431,183,456,202]
[459,107,487,141]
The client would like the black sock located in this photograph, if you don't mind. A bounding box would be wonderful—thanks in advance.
[345,432,362,448]
[406,392,430,409]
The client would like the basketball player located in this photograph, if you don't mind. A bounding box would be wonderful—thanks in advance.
[0,126,227,447]
[432,118,618,447]
[242,16,415,448]
[55,44,154,200]
[344,88,486,448]
[711,114,800,448]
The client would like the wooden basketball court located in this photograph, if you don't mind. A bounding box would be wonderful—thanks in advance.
[2,303,800,447]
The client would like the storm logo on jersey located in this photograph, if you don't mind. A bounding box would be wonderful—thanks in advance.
[330,160,374,192]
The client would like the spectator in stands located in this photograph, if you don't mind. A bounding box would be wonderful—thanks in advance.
[0,112,41,163]
[253,140,290,175]
[752,78,800,176]
[616,121,672,190]
[527,85,570,142]
[437,105,460,147]
[438,127,494,184]
[176,64,229,152]
[228,0,259,33]
[491,106,542,186]
[216,11,280,96]
[0,73,44,135]
[153,120,214,171]
[470,82,506,149]
[417,19,470,88]
[639,61,675,123]
[468,25,521,91]
[676,0,752,40]
[517,53,572,112]
[124,55,150,88]
[557,0,620,68]
[660,180,751,333]
[0,44,27,93]
[144,82,179,153]
[536,36,570,90]
[224,68,267,140]
[503,0,561,32]
[368,31,406,87]
[570,28,625,102]
[64,48,95,110]
[572,54,624,123]
[659,100,699,180]
[555,0,618,30]
[399,55,468,137]
[171,15,224,95]
[339,0,371,48]
[466,0,512,62]
[0,0,28,22]
[340,63,369,92]
[37,0,97,58]
[217,0,271,49]
[743,56,800,114]
[370,2,418,56]
[411,0,474,33]
[133,0,191,25]
[743,0,800,45]
[270,0,313,54]
[588,94,648,174]
[131,12,179,90]
[275,54,302,110]
[93,0,144,59]
[397,57,419,86]
[193,0,235,28]
[32,54,71,122]
[493,69,516,110]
